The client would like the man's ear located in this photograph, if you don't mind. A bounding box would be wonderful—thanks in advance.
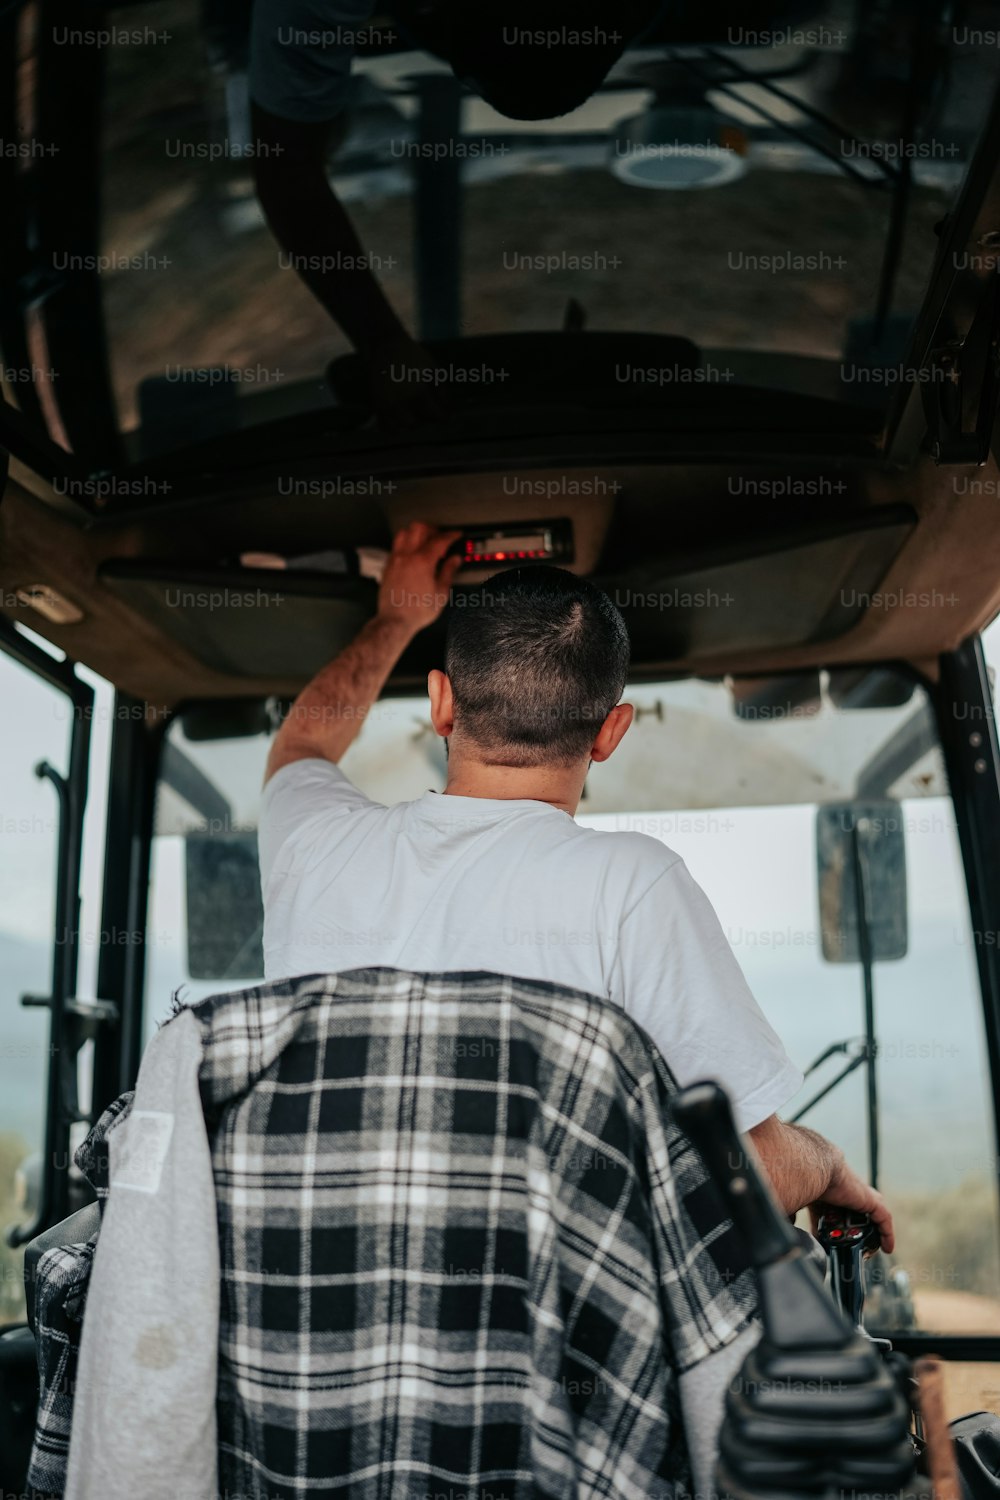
[590,702,634,763]
[428,669,454,738]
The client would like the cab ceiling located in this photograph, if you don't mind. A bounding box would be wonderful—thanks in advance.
[1,445,999,711]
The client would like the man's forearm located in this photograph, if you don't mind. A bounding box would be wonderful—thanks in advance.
[748,1113,894,1251]
[747,1116,841,1216]
[264,523,461,785]
[266,614,413,780]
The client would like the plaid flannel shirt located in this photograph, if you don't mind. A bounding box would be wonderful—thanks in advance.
[27,1091,133,1496]
[31,968,758,1500]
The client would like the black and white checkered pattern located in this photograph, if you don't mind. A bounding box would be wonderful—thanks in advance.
[30,968,758,1500]
[27,1091,133,1496]
[194,969,757,1500]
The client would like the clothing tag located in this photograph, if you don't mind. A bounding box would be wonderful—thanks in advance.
[111,1109,175,1194]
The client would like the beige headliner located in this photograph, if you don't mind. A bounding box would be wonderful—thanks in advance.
[2,444,999,712]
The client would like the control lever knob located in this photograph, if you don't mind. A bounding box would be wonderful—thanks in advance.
[815,1207,881,1329]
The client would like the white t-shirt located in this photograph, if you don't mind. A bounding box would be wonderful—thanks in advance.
[258,759,803,1131]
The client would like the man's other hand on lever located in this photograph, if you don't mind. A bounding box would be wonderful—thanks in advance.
[747,1113,894,1254]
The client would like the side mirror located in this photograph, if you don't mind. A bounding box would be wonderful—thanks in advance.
[816,801,908,963]
[184,832,264,980]
[810,801,908,1197]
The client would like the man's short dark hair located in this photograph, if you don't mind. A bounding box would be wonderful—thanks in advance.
[444,566,630,767]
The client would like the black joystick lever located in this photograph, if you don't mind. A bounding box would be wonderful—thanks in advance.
[672,1082,848,1348]
[672,1082,915,1500]
[815,1207,881,1330]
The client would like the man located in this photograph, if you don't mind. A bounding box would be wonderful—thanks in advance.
[250,0,660,420]
[259,521,893,1248]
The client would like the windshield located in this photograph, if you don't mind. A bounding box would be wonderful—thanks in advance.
[153,670,948,837]
[148,664,1000,1355]
[5,1,997,464]
[147,666,1000,1351]
[101,3,996,444]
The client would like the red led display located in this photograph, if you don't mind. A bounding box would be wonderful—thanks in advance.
[462,531,552,565]
[464,547,549,562]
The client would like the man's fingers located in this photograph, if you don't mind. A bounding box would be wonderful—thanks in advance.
[406,521,434,549]
[869,1198,895,1255]
[439,552,464,590]
[424,528,463,565]
[393,523,460,560]
[393,521,428,553]
[852,1183,894,1254]
[810,1174,896,1256]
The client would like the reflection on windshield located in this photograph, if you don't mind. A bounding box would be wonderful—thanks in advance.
[84,0,1000,450]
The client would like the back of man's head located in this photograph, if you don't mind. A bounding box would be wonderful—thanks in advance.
[444,566,630,767]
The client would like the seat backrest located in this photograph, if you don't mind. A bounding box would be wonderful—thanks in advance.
[23,1202,100,1337]
[26,970,762,1500]
[198,968,760,1500]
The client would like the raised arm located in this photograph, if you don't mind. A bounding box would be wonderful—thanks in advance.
[748,1113,895,1253]
[264,523,461,783]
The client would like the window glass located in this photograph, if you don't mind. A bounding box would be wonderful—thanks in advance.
[146,718,271,1034]
[0,646,71,1326]
[146,669,1000,1387]
[94,0,998,455]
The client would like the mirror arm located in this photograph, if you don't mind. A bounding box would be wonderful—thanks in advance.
[800,1037,864,1079]
[851,824,880,1192]
[789,1047,869,1125]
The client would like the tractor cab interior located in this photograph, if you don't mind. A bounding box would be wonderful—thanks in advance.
[4,0,1000,1494]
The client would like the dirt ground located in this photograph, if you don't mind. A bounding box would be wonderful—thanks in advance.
[914,1289,1000,1419]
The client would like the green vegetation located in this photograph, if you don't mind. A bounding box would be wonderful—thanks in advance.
[891,1176,1000,1303]
[0,1132,29,1326]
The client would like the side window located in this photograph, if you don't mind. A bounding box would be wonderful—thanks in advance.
[0,646,71,1325]
[677,797,999,1318]
[579,672,1000,1418]
[144,717,272,1043]
[576,670,1000,1414]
